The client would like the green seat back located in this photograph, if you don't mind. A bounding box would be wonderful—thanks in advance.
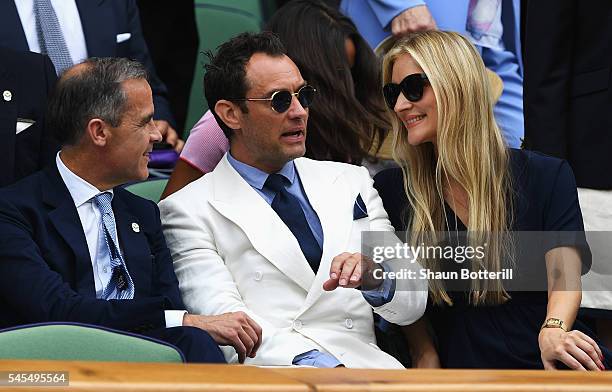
[0,324,183,362]
[125,179,169,203]
[184,1,263,138]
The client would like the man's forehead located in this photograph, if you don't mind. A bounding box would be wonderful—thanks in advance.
[245,53,304,92]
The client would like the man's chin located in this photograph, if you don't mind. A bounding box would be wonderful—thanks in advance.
[286,145,306,160]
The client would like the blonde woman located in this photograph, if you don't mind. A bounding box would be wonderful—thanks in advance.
[373,31,610,370]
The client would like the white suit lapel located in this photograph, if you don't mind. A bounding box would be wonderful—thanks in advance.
[294,159,354,310]
[208,155,314,292]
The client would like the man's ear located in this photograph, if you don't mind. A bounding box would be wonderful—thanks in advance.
[86,118,109,147]
[214,100,242,131]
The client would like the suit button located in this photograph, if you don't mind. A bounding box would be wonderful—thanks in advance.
[293,320,303,330]
[345,318,353,329]
[254,271,263,281]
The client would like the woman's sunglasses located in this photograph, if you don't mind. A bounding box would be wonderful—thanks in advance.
[382,73,429,109]
[230,84,317,113]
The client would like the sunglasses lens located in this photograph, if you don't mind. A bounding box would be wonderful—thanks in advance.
[401,74,425,102]
[383,83,401,109]
[271,91,293,113]
[383,74,427,109]
[297,85,316,108]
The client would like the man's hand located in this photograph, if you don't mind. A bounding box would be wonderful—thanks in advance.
[539,327,605,371]
[391,5,437,36]
[155,120,185,153]
[183,312,262,363]
[323,252,383,291]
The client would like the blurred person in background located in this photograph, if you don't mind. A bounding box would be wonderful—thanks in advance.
[0,0,183,152]
[0,47,58,188]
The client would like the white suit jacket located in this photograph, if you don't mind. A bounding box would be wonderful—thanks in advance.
[159,155,426,368]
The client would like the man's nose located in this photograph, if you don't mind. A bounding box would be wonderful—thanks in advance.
[151,121,163,143]
[287,95,308,119]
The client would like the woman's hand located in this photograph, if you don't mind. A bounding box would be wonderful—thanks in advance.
[539,327,605,370]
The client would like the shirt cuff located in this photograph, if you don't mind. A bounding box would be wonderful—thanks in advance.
[293,350,343,368]
[361,263,396,307]
[165,310,188,328]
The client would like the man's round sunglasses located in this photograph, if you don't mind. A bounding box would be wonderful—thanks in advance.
[382,73,429,109]
[230,84,317,113]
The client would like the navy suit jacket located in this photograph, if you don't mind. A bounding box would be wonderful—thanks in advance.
[523,0,612,189]
[0,47,58,188]
[0,0,174,126]
[0,165,185,333]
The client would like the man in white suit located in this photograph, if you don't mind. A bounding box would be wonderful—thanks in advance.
[159,32,426,368]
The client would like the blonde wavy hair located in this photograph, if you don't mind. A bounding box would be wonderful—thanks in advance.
[382,31,512,306]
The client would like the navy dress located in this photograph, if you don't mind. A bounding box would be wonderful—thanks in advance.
[374,149,611,369]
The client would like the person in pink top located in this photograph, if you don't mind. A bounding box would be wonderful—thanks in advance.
[179,110,229,173]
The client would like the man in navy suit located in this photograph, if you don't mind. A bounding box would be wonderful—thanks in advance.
[0,58,261,363]
[0,0,183,151]
[0,47,58,188]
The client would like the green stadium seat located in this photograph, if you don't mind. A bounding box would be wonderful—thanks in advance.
[125,178,169,203]
[0,323,183,362]
[184,1,264,138]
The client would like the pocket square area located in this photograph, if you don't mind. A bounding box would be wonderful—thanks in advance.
[116,33,131,43]
[16,119,35,135]
[353,194,368,219]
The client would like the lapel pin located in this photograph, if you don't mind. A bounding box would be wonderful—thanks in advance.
[3,90,12,102]
[132,222,140,233]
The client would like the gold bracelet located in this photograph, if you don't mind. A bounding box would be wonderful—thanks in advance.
[541,318,567,332]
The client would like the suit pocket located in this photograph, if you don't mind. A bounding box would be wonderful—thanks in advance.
[571,67,610,98]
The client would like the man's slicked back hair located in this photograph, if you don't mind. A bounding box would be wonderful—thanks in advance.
[203,31,286,139]
[47,57,148,146]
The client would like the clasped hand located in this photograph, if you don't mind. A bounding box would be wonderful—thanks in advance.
[183,312,262,363]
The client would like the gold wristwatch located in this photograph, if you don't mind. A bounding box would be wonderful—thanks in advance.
[541,318,567,332]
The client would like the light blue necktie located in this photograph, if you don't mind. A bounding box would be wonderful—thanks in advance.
[34,0,74,74]
[93,192,135,300]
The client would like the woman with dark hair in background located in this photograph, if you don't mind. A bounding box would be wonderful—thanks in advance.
[161,0,391,198]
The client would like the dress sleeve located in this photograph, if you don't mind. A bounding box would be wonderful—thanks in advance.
[542,160,592,273]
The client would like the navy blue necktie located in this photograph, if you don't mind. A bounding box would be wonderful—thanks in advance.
[265,174,322,272]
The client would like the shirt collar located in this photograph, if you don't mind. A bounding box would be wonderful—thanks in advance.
[227,152,296,190]
[56,151,114,208]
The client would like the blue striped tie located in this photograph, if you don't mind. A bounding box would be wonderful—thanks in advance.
[94,192,135,300]
[34,0,74,74]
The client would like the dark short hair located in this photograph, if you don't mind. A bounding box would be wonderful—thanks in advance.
[203,31,286,139]
[47,57,148,146]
